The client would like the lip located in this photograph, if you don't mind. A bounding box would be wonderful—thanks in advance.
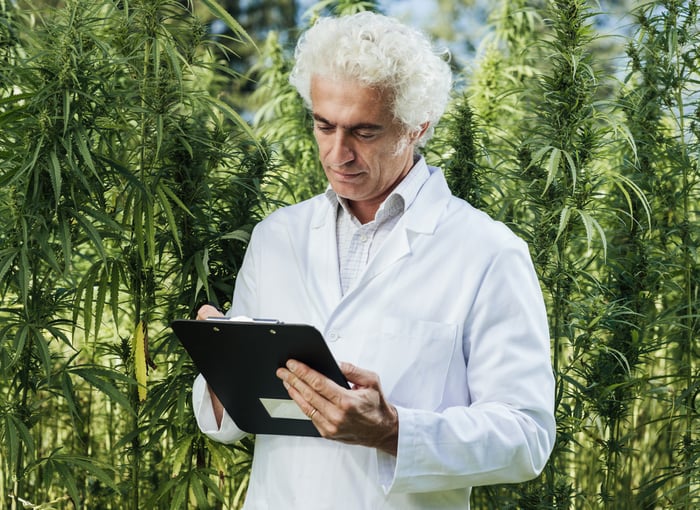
[329,168,363,180]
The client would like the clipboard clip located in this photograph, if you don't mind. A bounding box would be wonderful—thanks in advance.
[205,316,283,324]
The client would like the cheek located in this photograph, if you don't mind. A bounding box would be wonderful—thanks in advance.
[313,134,327,156]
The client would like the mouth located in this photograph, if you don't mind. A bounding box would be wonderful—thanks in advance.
[329,168,363,181]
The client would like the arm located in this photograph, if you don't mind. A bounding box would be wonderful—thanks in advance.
[383,244,556,492]
[191,374,247,444]
[195,304,225,427]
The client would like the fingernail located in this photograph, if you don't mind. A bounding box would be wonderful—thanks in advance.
[287,360,297,371]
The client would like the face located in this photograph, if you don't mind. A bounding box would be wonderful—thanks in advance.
[310,76,423,223]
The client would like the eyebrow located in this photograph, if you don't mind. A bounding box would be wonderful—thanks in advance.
[312,113,383,132]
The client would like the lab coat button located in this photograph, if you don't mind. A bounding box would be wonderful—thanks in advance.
[328,331,340,342]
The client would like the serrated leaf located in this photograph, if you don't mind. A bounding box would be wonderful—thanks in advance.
[194,248,210,300]
[134,320,148,402]
[200,0,256,49]
[49,148,63,205]
[169,436,193,477]
[220,230,251,243]
[155,184,183,254]
[70,366,135,415]
[74,212,107,261]
[544,147,561,194]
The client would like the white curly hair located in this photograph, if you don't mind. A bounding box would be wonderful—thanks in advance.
[289,11,452,148]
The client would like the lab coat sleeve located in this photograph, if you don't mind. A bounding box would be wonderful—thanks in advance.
[192,374,248,444]
[377,241,556,493]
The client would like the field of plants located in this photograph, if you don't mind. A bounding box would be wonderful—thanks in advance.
[0,0,697,508]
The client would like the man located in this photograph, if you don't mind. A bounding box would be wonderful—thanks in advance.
[193,11,555,509]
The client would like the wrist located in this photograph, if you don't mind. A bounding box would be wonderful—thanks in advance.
[377,404,399,456]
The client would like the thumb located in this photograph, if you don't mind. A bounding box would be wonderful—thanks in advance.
[340,362,381,389]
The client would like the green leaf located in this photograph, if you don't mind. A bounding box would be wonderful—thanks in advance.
[169,436,193,477]
[555,205,572,243]
[155,184,184,254]
[0,248,19,290]
[544,147,561,194]
[70,366,135,416]
[200,0,256,49]
[94,265,109,340]
[575,209,607,260]
[220,229,251,243]
[200,95,260,151]
[193,248,210,301]
[30,325,53,381]
[74,126,97,176]
[3,413,35,472]
[49,148,63,205]
[110,260,121,325]
[28,450,120,502]
[74,212,107,261]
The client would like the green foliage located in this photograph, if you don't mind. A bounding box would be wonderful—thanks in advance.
[0,0,698,509]
[249,30,324,203]
[0,0,271,507]
[432,0,699,508]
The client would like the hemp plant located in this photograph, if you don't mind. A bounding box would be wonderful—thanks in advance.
[613,1,699,507]
[0,0,269,508]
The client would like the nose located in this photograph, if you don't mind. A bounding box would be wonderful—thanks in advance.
[327,130,355,167]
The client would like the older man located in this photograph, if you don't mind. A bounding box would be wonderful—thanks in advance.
[193,11,555,509]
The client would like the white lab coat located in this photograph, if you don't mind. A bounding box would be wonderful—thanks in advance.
[193,164,556,509]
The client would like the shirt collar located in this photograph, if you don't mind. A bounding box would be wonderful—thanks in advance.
[324,155,430,223]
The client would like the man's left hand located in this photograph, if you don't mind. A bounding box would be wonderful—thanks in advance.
[276,360,399,455]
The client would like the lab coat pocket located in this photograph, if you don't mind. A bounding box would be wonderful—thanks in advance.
[377,317,457,410]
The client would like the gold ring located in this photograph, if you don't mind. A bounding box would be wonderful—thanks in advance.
[309,408,317,419]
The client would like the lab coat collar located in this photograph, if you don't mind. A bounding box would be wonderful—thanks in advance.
[402,163,451,235]
[311,157,447,231]
[352,165,451,291]
[307,161,452,311]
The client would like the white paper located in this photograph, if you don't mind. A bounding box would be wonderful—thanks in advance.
[259,398,310,420]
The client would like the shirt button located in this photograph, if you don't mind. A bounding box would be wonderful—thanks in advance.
[360,234,368,242]
[328,331,340,342]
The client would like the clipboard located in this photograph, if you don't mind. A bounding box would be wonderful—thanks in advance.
[171,318,349,437]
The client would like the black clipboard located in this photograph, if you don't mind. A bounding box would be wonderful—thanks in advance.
[171,318,349,437]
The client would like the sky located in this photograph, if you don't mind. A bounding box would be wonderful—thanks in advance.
[293,0,492,68]
[293,0,636,73]
[295,0,436,22]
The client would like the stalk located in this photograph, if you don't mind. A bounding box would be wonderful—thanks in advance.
[674,16,697,510]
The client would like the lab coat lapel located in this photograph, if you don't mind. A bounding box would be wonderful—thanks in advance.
[349,169,451,293]
[302,199,342,320]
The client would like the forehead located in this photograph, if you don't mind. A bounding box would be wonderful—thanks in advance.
[310,75,395,127]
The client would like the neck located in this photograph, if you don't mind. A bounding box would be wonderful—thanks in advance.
[348,201,380,225]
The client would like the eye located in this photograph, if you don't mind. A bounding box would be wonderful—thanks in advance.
[355,130,378,140]
[315,122,334,133]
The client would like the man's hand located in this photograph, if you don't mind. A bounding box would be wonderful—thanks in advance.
[276,360,399,455]
[197,304,223,320]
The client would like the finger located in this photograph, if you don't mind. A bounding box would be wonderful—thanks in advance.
[277,366,324,420]
[196,304,223,320]
[286,360,342,397]
[279,359,347,411]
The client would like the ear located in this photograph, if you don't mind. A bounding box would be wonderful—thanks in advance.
[409,122,430,143]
